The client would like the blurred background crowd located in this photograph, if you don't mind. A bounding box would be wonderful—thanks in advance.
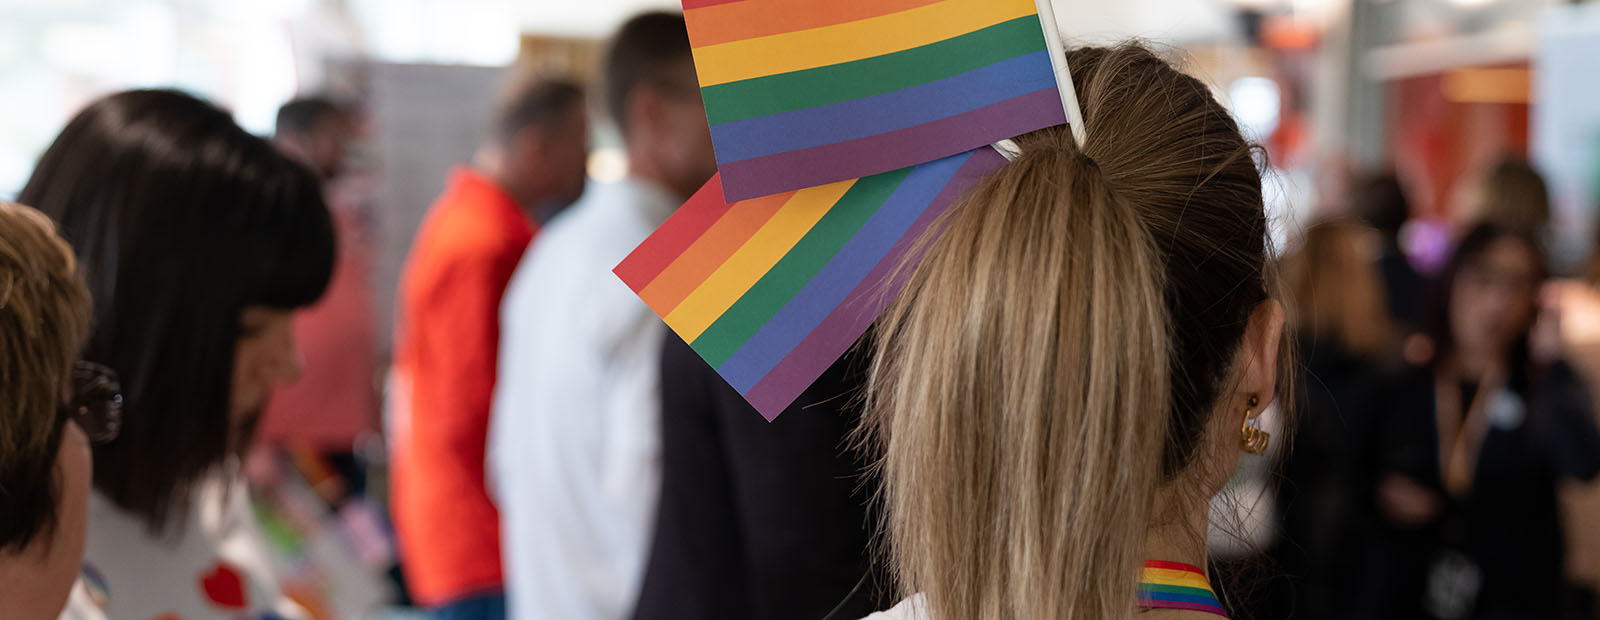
[3,0,1600,619]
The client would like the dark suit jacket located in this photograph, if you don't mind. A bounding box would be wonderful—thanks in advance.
[631,333,892,620]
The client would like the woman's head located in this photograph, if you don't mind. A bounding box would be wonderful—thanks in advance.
[1428,222,1545,370]
[864,44,1284,619]
[1283,219,1395,358]
[1354,172,1410,245]
[0,202,92,618]
[1456,157,1550,236]
[18,89,335,531]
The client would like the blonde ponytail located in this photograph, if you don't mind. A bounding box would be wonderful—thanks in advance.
[867,126,1170,620]
[863,44,1272,620]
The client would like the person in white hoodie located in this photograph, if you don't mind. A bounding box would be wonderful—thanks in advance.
[487,11,716,620]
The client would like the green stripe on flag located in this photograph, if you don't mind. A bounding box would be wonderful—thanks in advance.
[691,168,912,367]
[702,16,1047,125]
[1140,584,1217,597]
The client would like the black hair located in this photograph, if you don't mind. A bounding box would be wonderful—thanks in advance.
[1355,172,1410,243]
[18,89,335,532]
[275,96,345,138]
[1423,221,1547,375]
[603,11,695,136]
[494,78,585,142]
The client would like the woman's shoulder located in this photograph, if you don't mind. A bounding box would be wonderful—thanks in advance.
[862,595,930,620]
[79,474,306,619]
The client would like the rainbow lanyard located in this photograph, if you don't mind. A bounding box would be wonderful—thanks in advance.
[1137,560,1229,617]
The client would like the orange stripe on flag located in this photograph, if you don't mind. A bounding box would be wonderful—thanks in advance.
[637,191,793,316]
[686,0,944,49]
[614,176,728,293]
[681,0,747,9]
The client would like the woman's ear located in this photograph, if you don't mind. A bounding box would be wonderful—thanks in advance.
[1246,300,1285,408]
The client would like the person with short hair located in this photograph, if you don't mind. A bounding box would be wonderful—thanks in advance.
[23,89,336,620]
[0,202,100,620]
[1456,157,1552,239]
[388,76,588,620]
[487,11,716,620]
[274,97,353,181]
[256,93,376,510]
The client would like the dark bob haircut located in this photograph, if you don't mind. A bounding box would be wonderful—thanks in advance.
[18,89,335,532]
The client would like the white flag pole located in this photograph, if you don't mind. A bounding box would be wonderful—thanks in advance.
[1034,0,1087,147]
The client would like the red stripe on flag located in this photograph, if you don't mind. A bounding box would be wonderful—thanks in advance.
[614,175,728,293]
[1145,561,1207,574]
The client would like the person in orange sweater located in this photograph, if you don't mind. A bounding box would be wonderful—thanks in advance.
[389,76,588,620]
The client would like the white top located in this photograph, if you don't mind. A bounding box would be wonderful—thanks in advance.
[862,595,929,620]
[59,468,305,620]
[487,178,679,620]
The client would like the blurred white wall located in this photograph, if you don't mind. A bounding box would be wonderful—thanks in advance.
[519,0,1240,43]
[1534,3,1600,268]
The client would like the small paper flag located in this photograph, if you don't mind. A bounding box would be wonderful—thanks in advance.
[616,148,1007,419]
[685,0,1065,202]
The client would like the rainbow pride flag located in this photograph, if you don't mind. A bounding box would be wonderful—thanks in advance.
[1138,561,1229,617]
[684,0,1065,202]
[616,147,1007,419]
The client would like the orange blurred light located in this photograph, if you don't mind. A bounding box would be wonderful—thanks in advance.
[1442,67,1532,104]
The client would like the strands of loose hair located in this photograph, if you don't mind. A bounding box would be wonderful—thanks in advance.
[862,43,1278,620]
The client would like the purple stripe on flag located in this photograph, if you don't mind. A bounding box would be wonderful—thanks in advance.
[1142,601,1229,616]
[742,148,1007,419]
[717,152,971,393]
[709,51,1054,162]
[717,89,1064,202]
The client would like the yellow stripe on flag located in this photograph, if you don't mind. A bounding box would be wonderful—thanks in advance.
[1144,568,1213,590]
[665,180,856,341]
[692,0,1037,87]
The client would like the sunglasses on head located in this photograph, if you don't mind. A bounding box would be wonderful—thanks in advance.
[60,361,123,445]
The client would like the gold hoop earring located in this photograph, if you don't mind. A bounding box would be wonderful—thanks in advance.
[1240,394,1270,455]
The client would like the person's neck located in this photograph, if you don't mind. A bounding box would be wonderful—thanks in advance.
[473,159,553,222]
[1143,502,1208,572]
[1142,491,1221,619]
[1452,350,1498,382]
[626,146,688,202]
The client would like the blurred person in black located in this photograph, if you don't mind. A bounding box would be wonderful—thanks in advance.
[1358,222,1600,620]
[1356,173,1429,331]
[1544,214,1600,603]
[1261,219,1396,620]
[631,334,891,620]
